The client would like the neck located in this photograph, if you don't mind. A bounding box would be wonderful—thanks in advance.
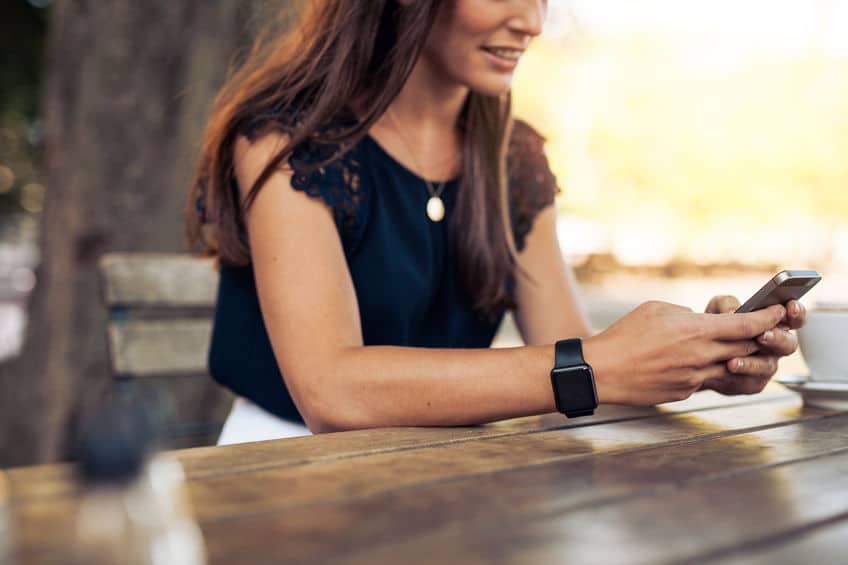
[386,56,469,133]
[368,56,468,180]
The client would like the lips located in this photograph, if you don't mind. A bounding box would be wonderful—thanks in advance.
[481,46,524,61]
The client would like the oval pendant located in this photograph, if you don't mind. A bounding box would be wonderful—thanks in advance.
[426,196,445,222]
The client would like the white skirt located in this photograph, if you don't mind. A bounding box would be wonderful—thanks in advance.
[217,397,312,445]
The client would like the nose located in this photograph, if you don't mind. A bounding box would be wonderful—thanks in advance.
[508,0,546,38]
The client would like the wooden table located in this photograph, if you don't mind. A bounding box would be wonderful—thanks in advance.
[6,382,848,564]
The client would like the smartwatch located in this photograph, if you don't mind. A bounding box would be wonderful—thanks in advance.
[550,338,598,418]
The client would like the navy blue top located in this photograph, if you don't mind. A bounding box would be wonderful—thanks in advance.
[206,118,559,423]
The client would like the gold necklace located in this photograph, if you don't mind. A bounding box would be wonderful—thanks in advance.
[385,109,453,223]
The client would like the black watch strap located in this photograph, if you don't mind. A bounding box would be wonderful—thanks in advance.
[551,338,598,418]
[555,338,586,368]
[563,407,596,417]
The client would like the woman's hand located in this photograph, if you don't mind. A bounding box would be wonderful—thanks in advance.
[582,301,787,406]
[698,295,807,396]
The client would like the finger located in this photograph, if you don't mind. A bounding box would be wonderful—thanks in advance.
[704,340,761,363]
[702,374,770,396]
[784,300,807,330]
[757,328,798,357]
[692,363,732,382]
[689,364,732,392]
[727,355,779,378]
[705,295,741,315]
[701,376,736,395]
[647,300,693,313]
[708,304,786,340]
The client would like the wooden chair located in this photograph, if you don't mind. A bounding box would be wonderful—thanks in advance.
[98,252,233,448]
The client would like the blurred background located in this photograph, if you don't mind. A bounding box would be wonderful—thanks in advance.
[0,0,846,467]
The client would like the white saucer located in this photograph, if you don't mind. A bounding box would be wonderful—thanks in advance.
[776,375,848,411]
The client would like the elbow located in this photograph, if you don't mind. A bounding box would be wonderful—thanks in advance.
[290,368,376,434]
[300,399,373,435]
[298,396,346,434]
[304,416,348,435]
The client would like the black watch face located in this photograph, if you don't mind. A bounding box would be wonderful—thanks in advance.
[551,366,597,413]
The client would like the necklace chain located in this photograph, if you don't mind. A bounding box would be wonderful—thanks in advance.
[385,108,452,200]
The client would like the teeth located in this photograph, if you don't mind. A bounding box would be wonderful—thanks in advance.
[486,48,521,61]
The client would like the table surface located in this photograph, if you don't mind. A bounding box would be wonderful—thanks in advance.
[5,382,848,565]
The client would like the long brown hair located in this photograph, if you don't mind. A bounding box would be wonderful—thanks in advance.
[186,0,520,320]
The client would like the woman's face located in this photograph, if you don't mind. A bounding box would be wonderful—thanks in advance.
[422,0,547,96]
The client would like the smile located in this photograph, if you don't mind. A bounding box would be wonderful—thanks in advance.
[481,46,523,61]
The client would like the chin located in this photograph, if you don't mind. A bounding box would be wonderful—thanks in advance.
[466,76,514,97]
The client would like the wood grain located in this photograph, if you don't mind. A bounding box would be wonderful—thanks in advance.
[12,397,830,564]
[9,386,847,565]
[322,414,848,565]
[720,516,848,565]
[181,406,842,564]
[7,387,793,501]
[185,395,814,522]
[176,387,793,479]
[0,470,12,565]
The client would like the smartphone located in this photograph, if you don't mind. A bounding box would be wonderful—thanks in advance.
[734,270,822,313]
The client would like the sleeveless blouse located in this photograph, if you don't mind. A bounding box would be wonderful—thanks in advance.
[205,116,560,423]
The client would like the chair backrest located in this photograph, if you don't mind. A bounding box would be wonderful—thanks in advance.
[99,253,233,448]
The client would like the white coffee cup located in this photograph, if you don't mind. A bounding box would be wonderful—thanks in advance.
[797,302,848,382]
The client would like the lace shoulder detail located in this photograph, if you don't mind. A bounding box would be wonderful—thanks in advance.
[507,120,561,252]
[287,137,369,256]
[236,109,370,256]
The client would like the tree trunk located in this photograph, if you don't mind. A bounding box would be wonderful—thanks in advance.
[0,0,271,466]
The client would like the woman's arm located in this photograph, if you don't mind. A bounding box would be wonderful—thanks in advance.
[235,133,558,432]
[235,133,786,433]
[511,204,808,399]
[512,204,593,345]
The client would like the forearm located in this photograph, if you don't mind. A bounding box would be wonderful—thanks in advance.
[296,344,558,433]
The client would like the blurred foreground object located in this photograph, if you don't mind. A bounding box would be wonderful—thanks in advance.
[72,392,206,565]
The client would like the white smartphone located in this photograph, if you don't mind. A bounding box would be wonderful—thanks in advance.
[734,270,822,314]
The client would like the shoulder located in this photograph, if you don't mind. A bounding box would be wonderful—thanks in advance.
[506,120,558,192]
[506,120,561,251]
[508,119,548,156]
[232,105,364,201]
[233,112,370,256]
[233,131,291,201]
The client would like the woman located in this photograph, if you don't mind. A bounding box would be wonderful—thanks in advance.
[187,0,805,444]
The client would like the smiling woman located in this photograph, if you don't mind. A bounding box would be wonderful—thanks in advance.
[186,0,806,445]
